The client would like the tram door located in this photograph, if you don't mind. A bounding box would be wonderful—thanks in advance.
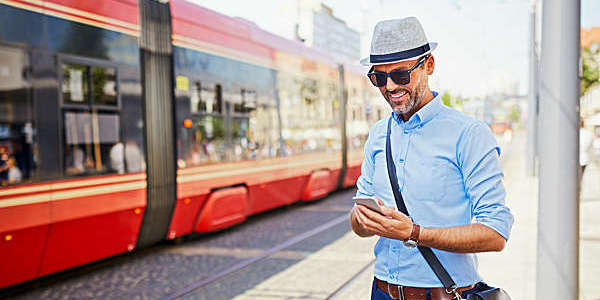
[0,44,51,287]
[0,45,35,184]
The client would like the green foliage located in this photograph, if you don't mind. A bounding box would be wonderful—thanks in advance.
[441,91,452,106]
[582,46,600,97]
[196,116,225,140]
[440,91,464,108]
[508,104,521,123]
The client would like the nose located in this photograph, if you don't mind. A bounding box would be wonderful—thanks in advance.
[385,74,399,91]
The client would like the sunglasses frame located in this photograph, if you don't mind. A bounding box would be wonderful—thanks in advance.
[367,55,429,87]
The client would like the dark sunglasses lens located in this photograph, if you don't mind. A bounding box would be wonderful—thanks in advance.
[390,71,410,85]
[369,73,386,87]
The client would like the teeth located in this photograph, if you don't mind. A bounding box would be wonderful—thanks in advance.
[391,91,407,98]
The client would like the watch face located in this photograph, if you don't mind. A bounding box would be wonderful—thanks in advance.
[403,240,418,248]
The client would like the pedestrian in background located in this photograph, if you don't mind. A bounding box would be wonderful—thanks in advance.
[580,118,593,181]
[350,17,514,300]
[7,157,22,184]
[0,146,9,186]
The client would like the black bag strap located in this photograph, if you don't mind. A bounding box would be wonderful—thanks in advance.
[385,116,456,289]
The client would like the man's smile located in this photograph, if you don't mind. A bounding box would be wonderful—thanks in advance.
[387,90,410,103]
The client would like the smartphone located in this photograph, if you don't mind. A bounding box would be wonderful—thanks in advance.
[353,196,384,214]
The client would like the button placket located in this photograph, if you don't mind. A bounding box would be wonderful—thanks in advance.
[397,130,411,192]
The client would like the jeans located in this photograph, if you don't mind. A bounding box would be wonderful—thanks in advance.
[371,279,394,300]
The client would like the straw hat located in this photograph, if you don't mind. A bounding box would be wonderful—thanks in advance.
[360,17,437,66]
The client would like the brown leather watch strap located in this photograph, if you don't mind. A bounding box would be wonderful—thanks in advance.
[409,223,421,243]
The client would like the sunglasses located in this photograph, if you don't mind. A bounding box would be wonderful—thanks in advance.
[367,55,429,87]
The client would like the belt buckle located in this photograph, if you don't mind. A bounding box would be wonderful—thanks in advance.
[386,283,404,300]
[397,285,405,300]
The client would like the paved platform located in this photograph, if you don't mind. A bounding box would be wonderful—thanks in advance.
[232,131,599,300]
[231,232,376,300]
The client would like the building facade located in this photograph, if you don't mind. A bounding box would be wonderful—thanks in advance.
[297,3,361,62]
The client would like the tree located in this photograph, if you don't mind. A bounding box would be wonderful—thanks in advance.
[508,104,521,124]
[441,91,452,107]
[440,91,464,109]
[582,46,600,97]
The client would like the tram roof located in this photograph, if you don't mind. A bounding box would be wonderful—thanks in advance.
[171,0,353,69]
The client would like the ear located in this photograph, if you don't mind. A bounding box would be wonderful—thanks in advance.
[425,55,435,75]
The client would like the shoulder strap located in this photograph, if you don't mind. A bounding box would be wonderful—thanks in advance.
[385,117,456,289]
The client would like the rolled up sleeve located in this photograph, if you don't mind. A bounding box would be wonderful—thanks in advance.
[356,128,376,198]
[458,122,514,240]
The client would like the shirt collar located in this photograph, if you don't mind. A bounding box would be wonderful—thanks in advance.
[392,91,442,130]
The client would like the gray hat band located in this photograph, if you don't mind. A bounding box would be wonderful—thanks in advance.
[370,44,430,64]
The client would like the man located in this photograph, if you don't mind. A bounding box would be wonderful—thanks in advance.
[351,17,514,300]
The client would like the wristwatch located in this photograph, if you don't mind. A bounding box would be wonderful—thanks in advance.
[403,223,420,248]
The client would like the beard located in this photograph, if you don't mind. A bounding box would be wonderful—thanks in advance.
[385,75,427,116]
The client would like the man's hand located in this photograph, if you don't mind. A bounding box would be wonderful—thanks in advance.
[350,198,507,252]
[350,203,374,237]
[351,198,413,240]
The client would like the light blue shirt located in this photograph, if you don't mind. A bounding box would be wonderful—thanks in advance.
[356,92,514,288]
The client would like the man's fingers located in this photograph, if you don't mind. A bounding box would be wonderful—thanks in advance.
[353,206,365,223]
[355,207,373,229]
[357,206,392,235]
[359,205,386,220]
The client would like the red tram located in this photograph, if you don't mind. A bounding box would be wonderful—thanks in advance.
[0,0,386,288]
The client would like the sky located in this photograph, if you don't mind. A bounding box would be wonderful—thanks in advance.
[189,0,600,98]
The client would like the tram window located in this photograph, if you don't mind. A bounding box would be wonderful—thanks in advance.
[232,117,249,160]
[232,89,257,114]
[332,98,339,121]
[279,73,341,155]
[190,115,226,164]
[62,63,89,105]
[63,111,121,175]
[231,90,243,113]
[245,105,278,160]
[62,63,119,107]
[60,60,131,176]
[91,66,117,106]
[192,83,220,114]
[190,82,206,113]
[0,45,38,186]
[243,89,257,113]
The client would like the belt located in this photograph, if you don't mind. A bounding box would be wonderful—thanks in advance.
[375,278,475,300]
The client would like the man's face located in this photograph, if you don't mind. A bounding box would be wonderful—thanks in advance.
[373,56,433,116]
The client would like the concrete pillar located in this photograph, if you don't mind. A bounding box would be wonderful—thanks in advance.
[536,0,580,299]
[527,0,538,176]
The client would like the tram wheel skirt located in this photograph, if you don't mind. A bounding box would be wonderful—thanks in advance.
[194,186,248,233]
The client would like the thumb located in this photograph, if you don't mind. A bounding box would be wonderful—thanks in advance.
[383,207,406,220]
[380,205,397,217]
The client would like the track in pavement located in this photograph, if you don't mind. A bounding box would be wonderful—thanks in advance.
[2,189,357,300]
[162,214,349,300]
